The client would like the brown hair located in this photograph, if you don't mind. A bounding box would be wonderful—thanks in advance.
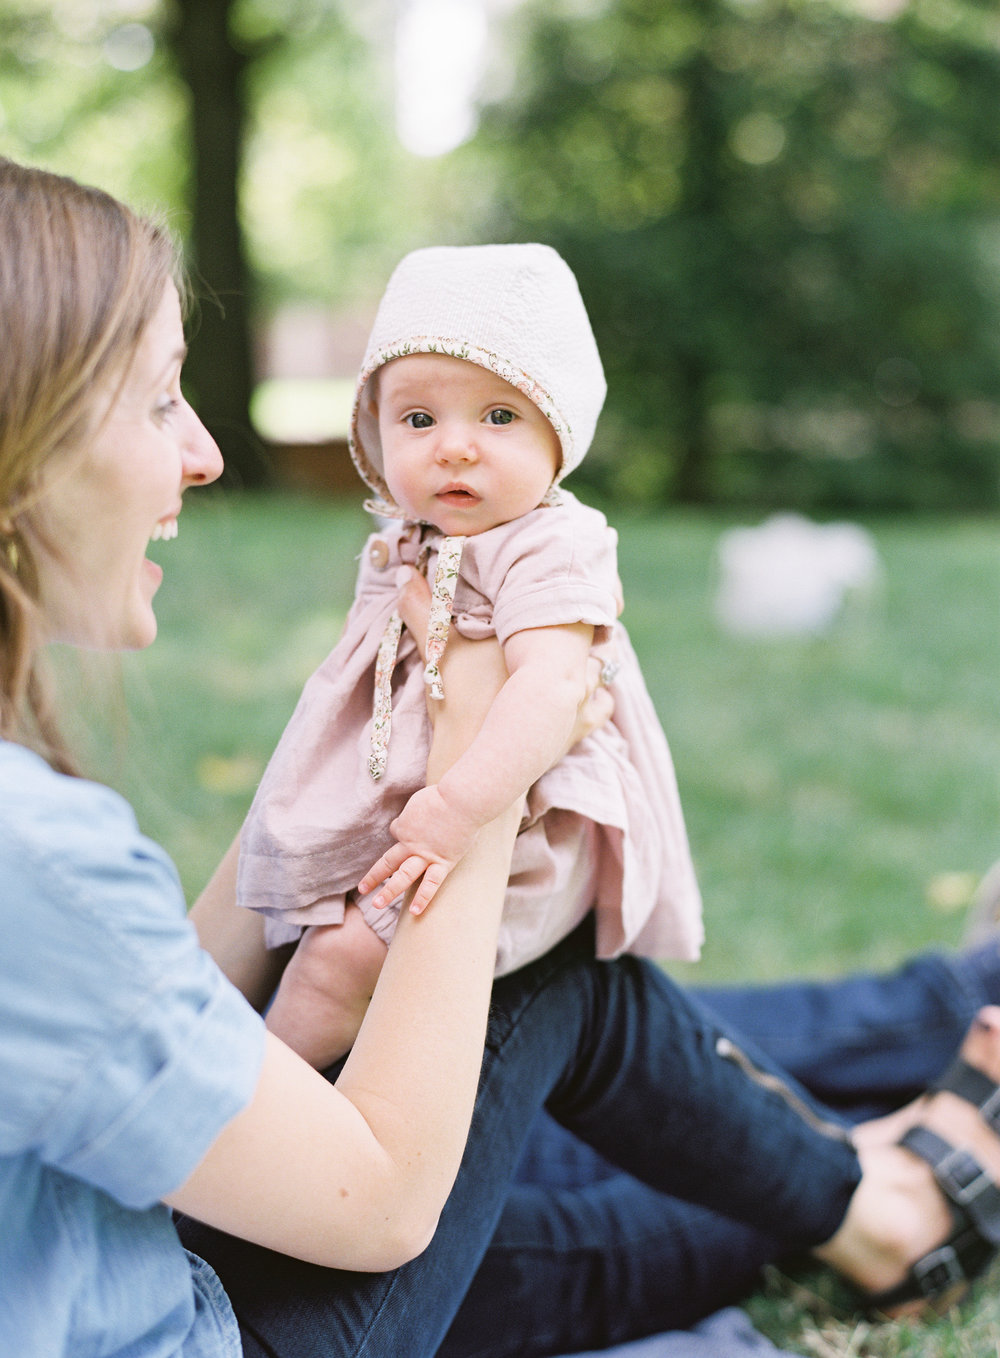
[0,158,181,771]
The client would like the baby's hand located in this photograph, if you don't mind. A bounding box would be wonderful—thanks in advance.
[358,784,480,916]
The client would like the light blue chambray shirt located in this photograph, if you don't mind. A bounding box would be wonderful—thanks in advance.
[0,740,266,1356]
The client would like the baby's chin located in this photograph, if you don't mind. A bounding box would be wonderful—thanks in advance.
[424,502,546,538]
[422,508,499,537]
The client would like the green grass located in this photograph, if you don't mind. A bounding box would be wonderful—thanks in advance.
[619,510,1000,984]
[69,492,1000,1356]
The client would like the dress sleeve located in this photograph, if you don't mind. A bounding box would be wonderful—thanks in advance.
[483,498,621,647]
[0,749,266,1210]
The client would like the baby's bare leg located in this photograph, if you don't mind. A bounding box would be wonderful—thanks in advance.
[265,904,388,1067]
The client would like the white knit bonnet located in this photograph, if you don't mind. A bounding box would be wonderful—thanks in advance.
[349,243,607,506]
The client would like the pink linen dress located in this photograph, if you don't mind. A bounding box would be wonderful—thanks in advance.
[236,490,703,975]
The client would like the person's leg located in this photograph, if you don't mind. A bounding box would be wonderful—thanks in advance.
[178,920,860,1357]
[438,1178,784,1358]
[475,939,1000,1358]
[263,907,389,1066]
[510,940,1000,1232]
[692,939,1000,1117]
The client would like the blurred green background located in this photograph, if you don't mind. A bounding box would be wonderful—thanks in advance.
[58,496,995,991]
[5,0,1000,508]
[7,7,1000,1348]
[7,0,998,962]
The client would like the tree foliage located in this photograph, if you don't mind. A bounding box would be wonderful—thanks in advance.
[0,0,478,482]
[0,1,410,482]
[0,1,187,215]
[5,0,1000,508]
[470,0,1000,509]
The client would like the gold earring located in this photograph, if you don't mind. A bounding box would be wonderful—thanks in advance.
[1,533,19,574]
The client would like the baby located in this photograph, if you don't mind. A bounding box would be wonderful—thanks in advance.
[238,244,703,1062]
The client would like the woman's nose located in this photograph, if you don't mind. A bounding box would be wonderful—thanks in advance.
[181,403,224,487]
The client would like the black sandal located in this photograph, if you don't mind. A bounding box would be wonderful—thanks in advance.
[867,1057,1000,1313]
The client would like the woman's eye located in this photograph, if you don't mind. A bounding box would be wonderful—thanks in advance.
[405,412,434,429]
[154,397,180,424]
[487,408,515,426]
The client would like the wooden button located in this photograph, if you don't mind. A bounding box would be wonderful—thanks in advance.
[369,538,390,570]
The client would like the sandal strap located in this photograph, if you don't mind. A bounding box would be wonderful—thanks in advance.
[867,1125,1000,1311]
[934,1057,1000,1134]
[868,1224,993,1311]
[901,1125,1000,1246]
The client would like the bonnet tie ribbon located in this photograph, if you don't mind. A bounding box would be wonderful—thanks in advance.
[368,534,466,780]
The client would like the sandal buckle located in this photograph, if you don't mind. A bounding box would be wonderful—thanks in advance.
[913,1244,966,1297]
[936,1148,992,1207]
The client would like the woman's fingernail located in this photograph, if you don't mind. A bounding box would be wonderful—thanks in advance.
[396,565,415,587]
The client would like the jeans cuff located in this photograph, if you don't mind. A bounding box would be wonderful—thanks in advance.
[946,940,1000,1012]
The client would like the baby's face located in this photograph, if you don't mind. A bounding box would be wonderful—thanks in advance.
[374,352,561,536]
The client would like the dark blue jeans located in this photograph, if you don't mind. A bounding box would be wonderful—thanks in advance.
[177,919,864,1357]
[470,942,1000,1358]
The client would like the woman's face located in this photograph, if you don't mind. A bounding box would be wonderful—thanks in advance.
[22,282,222,651]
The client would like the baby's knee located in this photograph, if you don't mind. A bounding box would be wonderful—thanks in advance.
[305,908,388,991]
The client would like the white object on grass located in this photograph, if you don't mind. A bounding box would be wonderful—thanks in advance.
[714,513,881,637]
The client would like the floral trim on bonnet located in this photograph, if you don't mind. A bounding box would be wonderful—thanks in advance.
[348,334,575,501]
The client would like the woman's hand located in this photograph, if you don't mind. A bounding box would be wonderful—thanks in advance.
[573,650,616,753]
[168,566,522,1272]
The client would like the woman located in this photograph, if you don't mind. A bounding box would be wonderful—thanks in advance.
[2,155,1000,1358]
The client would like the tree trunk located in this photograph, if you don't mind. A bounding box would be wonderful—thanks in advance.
[671,43,722,505]
[669,351,713,503]
[170,0,269,487]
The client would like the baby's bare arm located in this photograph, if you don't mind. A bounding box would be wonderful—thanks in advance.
[437,620,595,826]
[361,622,595,913]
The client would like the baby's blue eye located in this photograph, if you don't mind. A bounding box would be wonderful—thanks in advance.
[406,412,434,429]
[487,408,515,426]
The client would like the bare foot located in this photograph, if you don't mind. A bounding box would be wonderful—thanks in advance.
[266,905,388,1068]
[854,1006,1000,1156]
[816,1005,1000,1313]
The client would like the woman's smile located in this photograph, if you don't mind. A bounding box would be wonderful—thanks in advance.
[22,286,220,651]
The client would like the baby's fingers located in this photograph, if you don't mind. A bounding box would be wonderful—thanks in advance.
[359,843,410,896]
[368,853,432,911]
[407,862,451,916]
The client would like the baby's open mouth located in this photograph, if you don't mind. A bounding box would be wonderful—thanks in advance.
[436,487,478,503]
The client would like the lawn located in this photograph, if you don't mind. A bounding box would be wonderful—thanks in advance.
[69,492,1000,1356]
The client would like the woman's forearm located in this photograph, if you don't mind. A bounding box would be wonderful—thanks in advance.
[169,628,520,1270]
[335,796,519,1251]
[333,632,518,1243]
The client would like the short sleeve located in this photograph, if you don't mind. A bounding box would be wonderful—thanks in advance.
[0,744,266,1210]
[460,495,621,647]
